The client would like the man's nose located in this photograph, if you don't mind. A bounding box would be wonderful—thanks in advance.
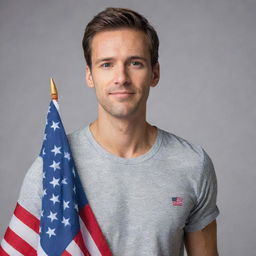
[113,64,130,86]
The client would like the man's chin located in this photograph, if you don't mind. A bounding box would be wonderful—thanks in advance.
[107,108,139,119]
[99,102,141,119]
[109,112,136,119]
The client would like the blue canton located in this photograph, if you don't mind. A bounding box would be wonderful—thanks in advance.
[39,100,88,255]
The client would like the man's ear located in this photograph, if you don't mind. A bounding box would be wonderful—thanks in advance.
[151,62,160,87]
[86,65,94,88]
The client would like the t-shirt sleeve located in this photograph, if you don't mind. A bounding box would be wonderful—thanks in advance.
[17,156,43,219]
[184,148,220,232]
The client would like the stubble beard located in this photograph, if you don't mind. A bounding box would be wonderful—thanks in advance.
[97,85,150,119]
[99,97,142,119]
[98,89,149,119]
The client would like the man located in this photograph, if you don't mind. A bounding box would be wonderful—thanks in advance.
[80,7,219,255]
[2,7,220,256]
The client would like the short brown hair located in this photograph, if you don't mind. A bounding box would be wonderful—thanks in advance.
[82,7,159,69]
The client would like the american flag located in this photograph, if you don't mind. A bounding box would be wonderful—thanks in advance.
[0,100,112,256]
[172,197,183,206]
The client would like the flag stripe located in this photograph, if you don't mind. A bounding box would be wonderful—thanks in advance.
[9,214,38,249]
[4,227,37,256]
[14,203,40,233]
[37,241,49,256]
[61,250,72,256]
[73,231,91,256]
[79,216,101,256]
[80,205,112,256]
[0,239,23,256]
[65,239,84,255]
[0,245,10,256]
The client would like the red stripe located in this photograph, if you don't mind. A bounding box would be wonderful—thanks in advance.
[79,205,112,256]
[4,227,37,256]
[0,246,9,256]
[73,231,91,256]
[14,203,40,234]
[61,250,72,256]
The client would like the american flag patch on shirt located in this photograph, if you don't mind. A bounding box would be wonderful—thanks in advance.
[172,197,183,206]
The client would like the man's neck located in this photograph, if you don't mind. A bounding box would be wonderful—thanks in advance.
[89,116,157,159]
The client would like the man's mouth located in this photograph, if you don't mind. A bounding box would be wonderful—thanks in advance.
[109,91,135,98]
[109,91,134,94]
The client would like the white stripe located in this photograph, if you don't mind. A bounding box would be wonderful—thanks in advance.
[37,241,48,256]
[53,99,59,111]
[0,238,23,256]
[9,214,38,249]
[79,217,102,256]
[65,240,84,255]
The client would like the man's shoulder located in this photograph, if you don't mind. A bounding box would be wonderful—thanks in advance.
[67,125,88,145]
[159,127,205,158]
[158,127,215,181]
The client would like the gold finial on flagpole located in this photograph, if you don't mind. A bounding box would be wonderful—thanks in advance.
[50,78,58,100]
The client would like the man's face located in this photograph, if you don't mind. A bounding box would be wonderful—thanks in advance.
[86,28,160,120]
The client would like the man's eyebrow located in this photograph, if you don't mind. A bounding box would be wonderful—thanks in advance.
[94,56,148,65]
[95,57,114,65]
[128,56,147,62]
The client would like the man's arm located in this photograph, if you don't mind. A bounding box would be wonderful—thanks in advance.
[184,220,219,256]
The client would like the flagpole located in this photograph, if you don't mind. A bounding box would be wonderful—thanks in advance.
[50,78,58,101]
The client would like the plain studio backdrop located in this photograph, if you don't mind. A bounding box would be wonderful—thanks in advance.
[0,0,255,255]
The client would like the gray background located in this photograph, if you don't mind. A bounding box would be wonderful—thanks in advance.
[0,0,255,255]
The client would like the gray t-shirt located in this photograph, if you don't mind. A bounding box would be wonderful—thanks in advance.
[18,125,219,256]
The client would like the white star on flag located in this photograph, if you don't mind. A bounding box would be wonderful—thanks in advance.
[49,194,60,205]
[64,152,71,161]
[43,189,47,197]
[61,178,68,185]
[49,160,61,171]
[46,227,56,238]
[72,168,76,177]
[63,200,70,210]
[51,121,60,131]
[47,211,58,222]
[51,145,62,156]
[49,177,60,188]
[62,217,71,227]
[44,133,47,141]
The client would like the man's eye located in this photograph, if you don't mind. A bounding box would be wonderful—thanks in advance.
[101,63,112,68]
[131,61,143,67]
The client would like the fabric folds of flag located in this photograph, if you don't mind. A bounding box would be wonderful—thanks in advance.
[0,99,112,256]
